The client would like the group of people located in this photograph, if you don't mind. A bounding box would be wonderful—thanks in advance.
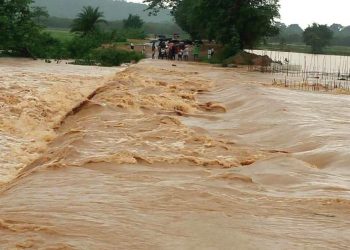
[151,41,192,61]
[150,41,214,61]
[130,40,215,61]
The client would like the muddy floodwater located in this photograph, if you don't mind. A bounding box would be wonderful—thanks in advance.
[0,58,349,249]
[0,58,120,184]
[250,49,350,73]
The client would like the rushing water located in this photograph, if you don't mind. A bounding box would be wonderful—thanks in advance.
[0,59,349,249]
[0,58,120,184]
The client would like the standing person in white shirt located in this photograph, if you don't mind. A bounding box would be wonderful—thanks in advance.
[184,45,190,61]
[208,47,214,60]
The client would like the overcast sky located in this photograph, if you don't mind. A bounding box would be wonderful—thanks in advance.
[127,0,349,28]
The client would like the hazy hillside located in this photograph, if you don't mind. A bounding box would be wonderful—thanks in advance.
[33,0,173,23]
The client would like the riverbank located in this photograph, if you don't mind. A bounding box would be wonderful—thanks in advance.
[1,59,349,249]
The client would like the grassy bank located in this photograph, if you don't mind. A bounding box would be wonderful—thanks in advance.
[36,29,145,66]
[45,29,75,42]
[256,43,350,56]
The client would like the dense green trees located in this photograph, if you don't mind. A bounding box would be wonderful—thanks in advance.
[266,22,350,54]
[329,24,343,33]
[121,14,145,39]
[0,0,45,56]
[270,22,350,48]
[145,0,280,50]
[0,0,70,59]
[172,0,206,40]
[71,6,106,35]
[269,23,304,44]
[331,25,350,46]
[66,6,145,65]
[123,14,144,29]
[31,6,49,24]
[303,23,333,53]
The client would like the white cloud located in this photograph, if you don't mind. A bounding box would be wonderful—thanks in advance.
[127,0,350,27]
[280,0,349,28]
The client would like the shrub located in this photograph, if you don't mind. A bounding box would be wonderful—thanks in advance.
[28,32,69,59]
[109,30,128,43]
[67,31,128,58]
[76,48,144,66]
[67,33,105,58]
[202,34,241,64]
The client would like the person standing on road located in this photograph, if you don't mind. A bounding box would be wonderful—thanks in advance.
[178,48,183,61]
[208,48,212,60]
[152,42,156,59]
[211,47,215,57]
[184,45,190,61]
[172,45,177,60]
[193,44,200,61]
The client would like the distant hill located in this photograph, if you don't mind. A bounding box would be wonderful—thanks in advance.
[33,0,173,23]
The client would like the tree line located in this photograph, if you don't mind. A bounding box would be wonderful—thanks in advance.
[3,0,348,62]
[0,1,144,65]
[40,16,185,37]
[3,0,283,61]
[270,22,350,49]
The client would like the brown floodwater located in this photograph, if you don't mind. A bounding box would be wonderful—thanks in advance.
[0,59,349,249]
[0,58,120,184]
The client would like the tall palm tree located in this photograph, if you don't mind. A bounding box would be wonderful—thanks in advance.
[71,6,107,36]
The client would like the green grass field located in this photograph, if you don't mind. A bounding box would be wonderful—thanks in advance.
[45,29,75,42]
[256,43,350,56]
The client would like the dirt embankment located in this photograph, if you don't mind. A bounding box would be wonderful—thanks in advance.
[225,51,273,66]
